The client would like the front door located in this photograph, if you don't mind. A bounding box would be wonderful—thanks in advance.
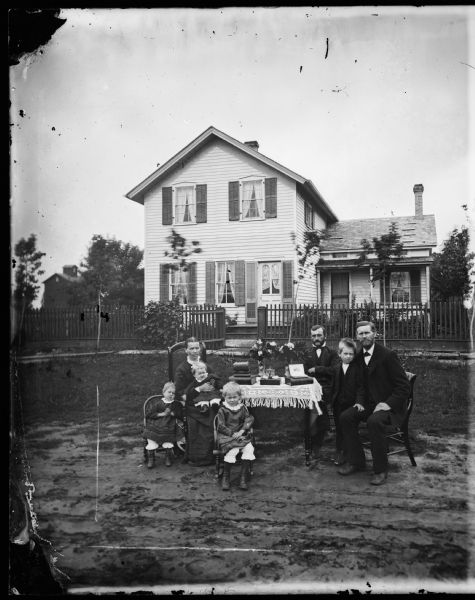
[331,272,349,306]
[259,262,281,306]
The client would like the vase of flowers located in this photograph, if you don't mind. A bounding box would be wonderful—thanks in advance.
[248,339,283,376]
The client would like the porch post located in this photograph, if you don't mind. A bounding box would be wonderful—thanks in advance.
[316,268,321,305]
[369,266,373,302]
[425,265,431,303]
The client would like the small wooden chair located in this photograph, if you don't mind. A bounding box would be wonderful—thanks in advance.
[362,371,417,466]
[213,414,255,479]
[142,394,186,461]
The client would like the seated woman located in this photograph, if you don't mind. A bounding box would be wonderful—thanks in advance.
[185,361,222,466]
[174,337,209,402]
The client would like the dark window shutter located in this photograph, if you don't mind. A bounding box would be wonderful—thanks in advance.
[229,181,240,221]
[234,260,245,305]
[205,262,215,304]
[188,263,197,304]
[282,260,294,304]
[265,177,277,219]
[160,264,170,301]
[162,187,173,225]
[245,262,257,322]
[410,269,421,303]
[196,184,207,223]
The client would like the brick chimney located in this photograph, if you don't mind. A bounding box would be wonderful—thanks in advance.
[63,265,78,278]
[413,183,424,218]
[244,140,259,152]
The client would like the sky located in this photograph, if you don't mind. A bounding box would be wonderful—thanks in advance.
[10,6,475,305]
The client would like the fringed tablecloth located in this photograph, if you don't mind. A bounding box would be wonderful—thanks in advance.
[240,380,322,414]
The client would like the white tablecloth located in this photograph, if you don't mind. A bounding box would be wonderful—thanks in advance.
[239,379,322,414]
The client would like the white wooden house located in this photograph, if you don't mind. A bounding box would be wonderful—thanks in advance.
[125,126,337,325]
[126,128,437,324]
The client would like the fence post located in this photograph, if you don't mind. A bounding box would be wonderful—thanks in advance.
[217,307,225,344]
[257,306,267,340]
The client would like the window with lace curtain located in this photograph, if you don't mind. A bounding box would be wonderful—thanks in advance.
[216,262,235,304]
[170,267,190,304]
[174,185,195,224]
[242,180,264,220]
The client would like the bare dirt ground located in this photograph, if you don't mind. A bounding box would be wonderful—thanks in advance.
[23,420,472,594]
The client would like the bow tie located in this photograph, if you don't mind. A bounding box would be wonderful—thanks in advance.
[364,351,371,357]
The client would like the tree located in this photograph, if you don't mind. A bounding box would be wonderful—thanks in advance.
[68,235,144,351]
[68,235,144,307]
[289,230,323,343]
[430,226,474,301]
[12,234,46,346]
[163,228,202,275]
[358,222,404,344]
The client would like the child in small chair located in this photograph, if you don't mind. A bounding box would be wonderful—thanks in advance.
[185,361,222,413]
[143,382,183,469]
[216,381,255,491]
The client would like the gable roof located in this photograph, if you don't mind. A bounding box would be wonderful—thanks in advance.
[320,214,437,252]
[43,272,82,284]
[125,125,338,223]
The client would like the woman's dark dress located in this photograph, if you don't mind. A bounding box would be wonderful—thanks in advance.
[185,373,222,466]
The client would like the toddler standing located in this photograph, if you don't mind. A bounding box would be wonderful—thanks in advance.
[216,381,255,491]
[143,382,183,469]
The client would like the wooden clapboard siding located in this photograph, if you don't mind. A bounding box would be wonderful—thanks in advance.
[294,191,326,305]
[143,138,302,303]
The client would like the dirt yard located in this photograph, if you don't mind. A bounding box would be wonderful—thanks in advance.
[10,353,474,594]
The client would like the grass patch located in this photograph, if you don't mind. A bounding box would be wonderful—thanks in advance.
[12,353,469,438]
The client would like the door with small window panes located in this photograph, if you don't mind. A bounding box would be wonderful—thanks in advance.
[258,262,281,306]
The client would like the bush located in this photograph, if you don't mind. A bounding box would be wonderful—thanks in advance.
[138,299,185,347]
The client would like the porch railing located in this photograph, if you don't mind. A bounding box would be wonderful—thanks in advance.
[258,301,471,342]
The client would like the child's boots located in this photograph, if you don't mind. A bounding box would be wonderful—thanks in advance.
[165,448,173,467]
[222,463,231,490]
[146,450,155,469]
[239,460,251,490]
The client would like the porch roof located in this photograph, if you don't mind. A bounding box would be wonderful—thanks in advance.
[319,214,437,252]
[317,256,434,270]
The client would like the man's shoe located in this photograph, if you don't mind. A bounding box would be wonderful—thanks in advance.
[338,463,364,476]
[370,471,388,486]
[333,451,346,466]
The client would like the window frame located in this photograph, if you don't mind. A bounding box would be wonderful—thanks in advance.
[304,199,314,229]
[173,182,196,225]
[240,176,265,221]
[215,261,236,305]
[169,267,190,304]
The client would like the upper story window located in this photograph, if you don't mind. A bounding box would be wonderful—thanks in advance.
[241,179,264,220]
[174,184,196,225]
[304,199,314,229]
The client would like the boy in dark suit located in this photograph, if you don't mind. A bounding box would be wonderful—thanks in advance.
[338,321,410,486]
[330,337,366,466]
[303,324,340,458]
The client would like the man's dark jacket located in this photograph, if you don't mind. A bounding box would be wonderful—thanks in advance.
[355,343,410,426]
[303,345,340,403]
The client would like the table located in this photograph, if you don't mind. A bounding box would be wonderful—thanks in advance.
[239,380,323,466]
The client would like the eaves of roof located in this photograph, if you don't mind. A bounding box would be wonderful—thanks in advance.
[317,255,434,270]
[124,126,338,223]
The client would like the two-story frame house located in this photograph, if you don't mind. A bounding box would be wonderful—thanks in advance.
[126,127,437,324]
[125,126,338,325]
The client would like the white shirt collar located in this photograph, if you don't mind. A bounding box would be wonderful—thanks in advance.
[365,344,375,356]
[342,363,350,373]
[223,400,243,412]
